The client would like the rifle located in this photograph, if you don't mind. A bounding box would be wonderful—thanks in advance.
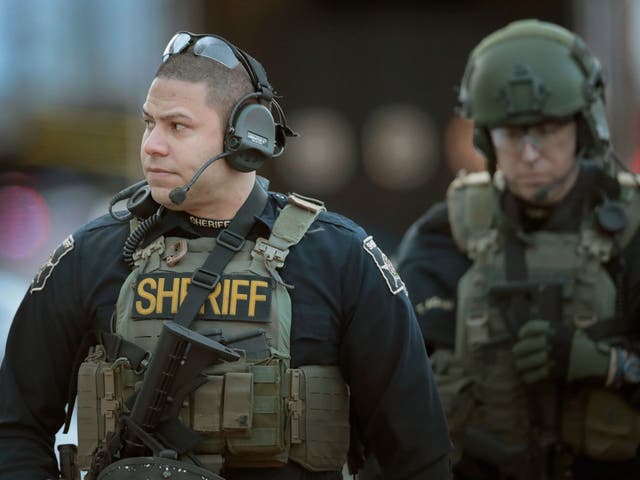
[489,279,563,336]
[88,320,240,478]
[206,327,271,361]
[487,279,564,479]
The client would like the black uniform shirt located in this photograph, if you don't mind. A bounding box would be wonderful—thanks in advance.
[0,191,452,480]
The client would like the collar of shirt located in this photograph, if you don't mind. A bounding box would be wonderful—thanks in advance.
[254,192,287,232]
[166,192,284,238]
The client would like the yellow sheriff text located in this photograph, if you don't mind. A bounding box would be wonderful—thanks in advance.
[134,275,270,320]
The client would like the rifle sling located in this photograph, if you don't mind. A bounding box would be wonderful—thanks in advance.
[174,180,268,329]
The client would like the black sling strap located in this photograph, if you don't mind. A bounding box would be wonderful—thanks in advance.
[501,195,555,480]
[173,180,268,329]
[500,195,531,336]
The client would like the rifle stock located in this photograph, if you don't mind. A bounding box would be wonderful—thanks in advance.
[127,320,240,447]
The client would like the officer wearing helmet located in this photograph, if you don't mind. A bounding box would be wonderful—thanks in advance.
[396,19,640,479]
[0,32,452,479]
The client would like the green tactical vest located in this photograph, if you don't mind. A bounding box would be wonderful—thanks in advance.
[76,194,350,473]
[444,170,640,464]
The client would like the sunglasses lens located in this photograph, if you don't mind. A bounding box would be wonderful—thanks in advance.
[162,32,192,62]
[193,37,239,69]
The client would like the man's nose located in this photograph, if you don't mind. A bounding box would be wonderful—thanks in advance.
[520,134,541,162]
[143,127,170,157]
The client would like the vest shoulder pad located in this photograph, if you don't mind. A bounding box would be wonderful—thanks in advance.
[450,170,491,188]
[268,192,326,251]
[617,171,640,189]
[446,170,501,255]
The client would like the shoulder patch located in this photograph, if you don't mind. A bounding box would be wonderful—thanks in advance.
[30,234,75,293]
[363,236,407,296]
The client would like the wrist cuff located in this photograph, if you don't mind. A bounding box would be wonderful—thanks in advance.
[606,348,640,388]
[606,347,618,387]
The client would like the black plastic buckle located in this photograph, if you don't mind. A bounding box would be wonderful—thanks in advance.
[191,268,221,289]
[217,229,245,252]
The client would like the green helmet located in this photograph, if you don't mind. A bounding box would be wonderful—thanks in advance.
[458,19,611,168]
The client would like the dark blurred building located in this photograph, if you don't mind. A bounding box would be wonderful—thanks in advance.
[2,0,636,260]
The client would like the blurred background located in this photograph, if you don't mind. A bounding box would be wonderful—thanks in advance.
[0,0,639,448]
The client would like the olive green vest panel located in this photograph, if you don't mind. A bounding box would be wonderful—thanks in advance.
[115,235,290,357]
[447,171,499,260]
[76,194,350,472]
[442,170,640,462]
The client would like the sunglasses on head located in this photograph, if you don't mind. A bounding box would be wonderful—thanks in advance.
[162,31,242,69]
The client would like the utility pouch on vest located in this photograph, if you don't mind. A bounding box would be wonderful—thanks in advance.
[76,345,136,469]
[465,311,490,349]
[223,372,254,432]
[583,389,640,461]
[435,374,473,465]
[191,372,255,434]
[461,425,529,476]
[429,349,474,465]
[288,365,350,472]
[191,358,289,467]
[225,359,289,466]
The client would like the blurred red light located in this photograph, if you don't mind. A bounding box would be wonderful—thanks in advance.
[0,185,51,261]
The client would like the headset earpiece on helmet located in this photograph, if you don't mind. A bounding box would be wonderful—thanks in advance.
[570,38,611,162]
[472,127,497,174]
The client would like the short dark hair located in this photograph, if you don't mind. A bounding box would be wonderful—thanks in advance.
[155,45,254,126]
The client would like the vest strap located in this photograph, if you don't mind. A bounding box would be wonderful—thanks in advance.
[250,192,325,357]
[251,193,325,271]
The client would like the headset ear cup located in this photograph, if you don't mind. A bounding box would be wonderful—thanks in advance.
[584,98,611,148]
[225,103,277,172]
[473,126,496,173]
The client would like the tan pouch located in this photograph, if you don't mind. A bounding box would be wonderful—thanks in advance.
[288,365,350,472]
[76,346,135,469]
[584,388,640,461]
[225,359,289,466]
[432,352,474,465]
[222,372,254,432]
[192,375,224,433]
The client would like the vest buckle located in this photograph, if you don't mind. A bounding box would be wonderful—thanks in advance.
[217,229,245,252]
[192,268,221,289]
[252,238,289,268]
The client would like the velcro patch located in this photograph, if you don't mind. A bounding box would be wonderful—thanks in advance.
[132,273,273,322]
[362,235,407,296]
[30,234,75,293]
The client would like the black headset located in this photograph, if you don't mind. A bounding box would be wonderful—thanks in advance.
[214,37,296,172]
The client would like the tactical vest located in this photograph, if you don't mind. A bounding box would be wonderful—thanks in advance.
[444,170,640,465]
[76,194,350,474]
